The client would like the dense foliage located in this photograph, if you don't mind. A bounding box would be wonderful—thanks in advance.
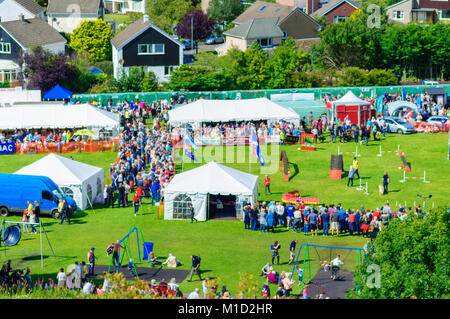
[145,0,198,34]
[207,0,243,24]
[70,19,114,63]
[349,208,450,299]
[176,10,216,41]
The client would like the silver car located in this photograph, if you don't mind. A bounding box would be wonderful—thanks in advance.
[427,116,448,125]
[379,117,415,134]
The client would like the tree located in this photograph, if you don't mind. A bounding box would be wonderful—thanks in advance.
[234,41,269,90]
[19,46,76,93]
[349,208,449,299]
[34,0,47,7]
[110,67,159,93]
[168,64,229,91]
[70,19,113,63]
[207,0,243,24]
[265,37,310,89]
[176,10,216,42]
[146,0,196,33]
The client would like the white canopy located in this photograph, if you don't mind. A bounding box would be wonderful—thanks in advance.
[14,153,104,210]
[164,161,259,221]
[332,91,371,106]
[0,103,120,132]
[385,100,419,116]
[168,98,300,126]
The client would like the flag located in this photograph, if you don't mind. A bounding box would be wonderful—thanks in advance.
[402,87,406,101]
[184,146,197,162]
[251,128,265,166]
[376,95,384,114]
[183,129,198,151]
[416,94,422,108]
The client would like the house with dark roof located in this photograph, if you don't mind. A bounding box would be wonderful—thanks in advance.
[0,0,45,22]
[0,16,67,86]
[111,15,184,83]
[219,1,321,55]
[47,0,105,33]
[386,0,450,24]
[312,0,359,24]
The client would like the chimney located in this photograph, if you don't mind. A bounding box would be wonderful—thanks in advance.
[143,15,149,23]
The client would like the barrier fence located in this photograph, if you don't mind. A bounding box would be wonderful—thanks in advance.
[13,140,120,155]
[72,84,450,106]
[174,135,281,148]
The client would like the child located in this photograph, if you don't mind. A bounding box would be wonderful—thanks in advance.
[128,259,136,277]
[56,268,67,288]
[303,284,309,299]
[296,265,303,286]
[22,209,29,233]
[261,283,270,299]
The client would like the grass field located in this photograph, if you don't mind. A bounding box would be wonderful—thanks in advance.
[0,132,448,297]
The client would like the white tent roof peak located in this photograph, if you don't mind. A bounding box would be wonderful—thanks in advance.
[14,153,102,184]
[333,91,371,105]
[165,161,259,195]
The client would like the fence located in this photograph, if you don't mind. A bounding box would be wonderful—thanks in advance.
[14,140,119,155]
[72,84,450,106]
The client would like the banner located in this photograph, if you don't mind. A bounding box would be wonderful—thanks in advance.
[0,142,15,154]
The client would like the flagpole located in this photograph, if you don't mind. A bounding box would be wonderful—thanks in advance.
[182,127,185,172]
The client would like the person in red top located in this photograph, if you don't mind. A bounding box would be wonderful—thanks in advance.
[136,186,143,205]
[372,208,381,221]
[112,240,125,267]
[264,175,271,196]
[348,210,356,236]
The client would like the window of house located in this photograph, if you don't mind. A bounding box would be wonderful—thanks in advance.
[392,10,404,20]
[0,42,11,54]
[258,38,272,48]
[438,9,450,20]
[138,43,165,55]
[333,16,349,23]
[164,65,175,76]
[282,31,288,40]
[172,194,192,219]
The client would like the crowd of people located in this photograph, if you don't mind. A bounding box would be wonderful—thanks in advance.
[243,200,423,239]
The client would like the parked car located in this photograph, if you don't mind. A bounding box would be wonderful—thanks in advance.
[205,34,224,44]
[182,39,195,50]
[378,117,415,134]
[426,116,448,125]
[0,174,77,218]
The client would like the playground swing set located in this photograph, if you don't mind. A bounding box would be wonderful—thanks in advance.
[289,244,366,291]
[107,226,152,279]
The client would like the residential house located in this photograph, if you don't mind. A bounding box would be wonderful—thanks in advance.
[312,0,359,24]
[0,16,67,86]
[104,0,146,14]
[233,1,322,39]
[111,15,184,83]
[275,0,321,14]
[386,0,450,24]
[47,0,105,34]
[0,0,45,22]
[220,17,284,54]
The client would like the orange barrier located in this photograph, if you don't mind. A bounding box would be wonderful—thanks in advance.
[15,140,119,155]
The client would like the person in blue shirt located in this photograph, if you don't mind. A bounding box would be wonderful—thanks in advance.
[308,210,318,236]
[243,205,251,230]
[288,239,298,265]
[347,165,355,187]
[150,179,160,205]
[321,209,330,236]
[355,210,361,236]
[338,207,347,234]
[286,204,295,230]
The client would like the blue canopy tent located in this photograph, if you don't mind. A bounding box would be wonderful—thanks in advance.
[43,85,73,101]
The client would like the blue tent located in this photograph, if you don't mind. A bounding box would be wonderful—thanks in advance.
[43,85,72,100]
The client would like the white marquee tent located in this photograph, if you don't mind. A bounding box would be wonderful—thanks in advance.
[331,91,371,107]
[164,161,259,221]
[168,98,300,126]
[0,103,120,134]
[14,153,104,210]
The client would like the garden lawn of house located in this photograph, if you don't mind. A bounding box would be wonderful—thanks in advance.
[0,133,448,297]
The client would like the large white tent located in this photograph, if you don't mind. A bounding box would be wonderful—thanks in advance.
[14,153,104,210]
[0,103,120,135]
[168,98,300,126]
[164,161,259,221]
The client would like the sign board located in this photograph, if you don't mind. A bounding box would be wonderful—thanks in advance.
[0,142,15,154]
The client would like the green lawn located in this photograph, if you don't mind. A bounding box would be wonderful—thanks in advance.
[105,14,133,25]
[0,132,448,297]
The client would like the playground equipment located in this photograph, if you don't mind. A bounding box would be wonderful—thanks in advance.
[108,226,151,279]
[399,170,430,184]
[338,145,360,157]
[377,144,400,157]
[281,190,319,206]
[289,244,366,290]
[355,179,369,195]
[0,219,55,268]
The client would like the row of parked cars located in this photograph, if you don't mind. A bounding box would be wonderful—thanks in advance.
[376,116,448,134]
[181,34,224,50]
